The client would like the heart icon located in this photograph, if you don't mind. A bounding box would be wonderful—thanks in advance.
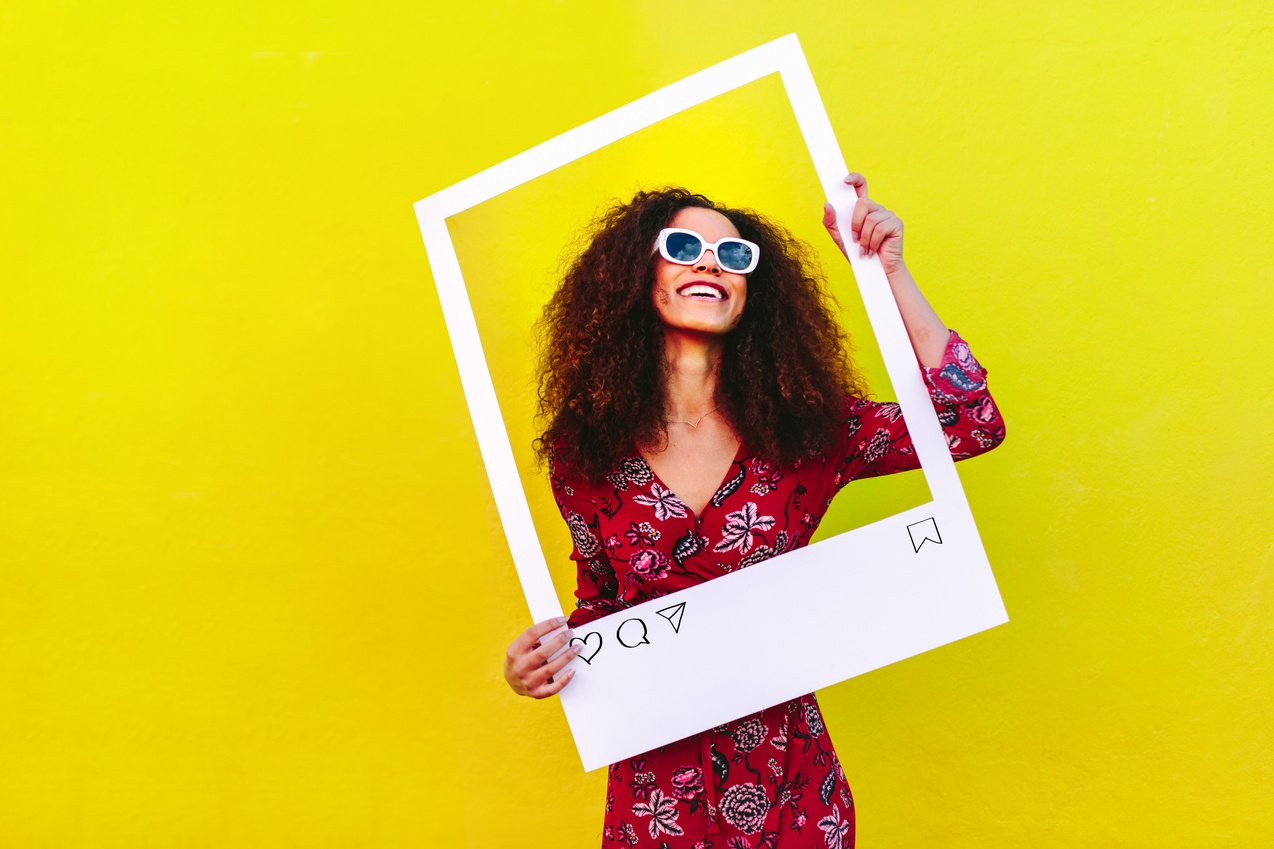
[568,631,603,664]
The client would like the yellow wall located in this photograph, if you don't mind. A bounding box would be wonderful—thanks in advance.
[1,2,1270,846]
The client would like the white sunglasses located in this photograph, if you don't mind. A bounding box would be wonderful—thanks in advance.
[655,228,760,274]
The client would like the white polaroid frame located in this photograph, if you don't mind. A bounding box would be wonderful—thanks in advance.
[415,34,1007,772]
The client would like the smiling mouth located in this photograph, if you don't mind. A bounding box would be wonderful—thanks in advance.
[676,282,727,301]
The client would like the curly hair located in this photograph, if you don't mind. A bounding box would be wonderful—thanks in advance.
[534,187,868,483]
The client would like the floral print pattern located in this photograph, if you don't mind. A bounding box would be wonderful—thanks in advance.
[818,805,852,849]
[634,482,690,521]
[719,783,770,834]
[629,549,672,581]
[731,717,767,754]
[671,766,705,800]
[633,788,684,838]
[713,502,776,555]
[549,332,1005,847]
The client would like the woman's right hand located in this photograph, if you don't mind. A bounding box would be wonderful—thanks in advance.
[504,616,581,698]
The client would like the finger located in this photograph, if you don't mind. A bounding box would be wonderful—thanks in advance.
[529,667,577,699]
[822,203,846,253]
[528,630,574,666]
[843,173,868,200]
[869,215,900,253]
[859,210,887,254]
[859,210,885,253]
[508,629,569,681]
[850,198,882,243]
[511,616,568,653]
[526,643,582,690]
[850,199,868,242]
[513,631,571,680]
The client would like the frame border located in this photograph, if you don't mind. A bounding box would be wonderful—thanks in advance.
[415,34,1006,770]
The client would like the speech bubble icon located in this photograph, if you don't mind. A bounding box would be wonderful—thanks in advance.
[616,618,650,648]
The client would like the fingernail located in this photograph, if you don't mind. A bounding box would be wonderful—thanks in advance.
[566,630,575,639]
[556,616,568,626]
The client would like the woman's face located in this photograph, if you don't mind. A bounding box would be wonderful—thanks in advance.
[651,206,748,337]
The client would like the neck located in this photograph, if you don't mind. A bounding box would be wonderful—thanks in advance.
[661,329,724,419]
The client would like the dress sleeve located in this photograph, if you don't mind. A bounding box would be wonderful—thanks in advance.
[829,330,1006,492]
[547,452,624,629]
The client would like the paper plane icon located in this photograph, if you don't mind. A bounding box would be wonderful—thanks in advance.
[656,602,686,634]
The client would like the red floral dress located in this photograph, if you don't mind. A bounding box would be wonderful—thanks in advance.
[549,331,1005,849]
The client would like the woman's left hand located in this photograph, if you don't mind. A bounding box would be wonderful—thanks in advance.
[821,173,906,277]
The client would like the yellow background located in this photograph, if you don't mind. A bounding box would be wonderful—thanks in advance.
[2,2,1270,847]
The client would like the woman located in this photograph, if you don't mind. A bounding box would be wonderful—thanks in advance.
[504,174,1005,847]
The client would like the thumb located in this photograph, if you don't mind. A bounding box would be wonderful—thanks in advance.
[823,203,846,254]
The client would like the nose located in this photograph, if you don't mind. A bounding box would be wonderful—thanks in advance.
[694,250,721,275]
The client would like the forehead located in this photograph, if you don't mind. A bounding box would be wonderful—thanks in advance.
[668,206,740,240]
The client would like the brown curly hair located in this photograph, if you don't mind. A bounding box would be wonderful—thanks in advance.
[534,187,868,483]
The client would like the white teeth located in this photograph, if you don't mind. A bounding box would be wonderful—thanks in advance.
[680,285,722,300]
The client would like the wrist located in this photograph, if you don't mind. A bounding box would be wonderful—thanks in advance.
[883,259,912,284]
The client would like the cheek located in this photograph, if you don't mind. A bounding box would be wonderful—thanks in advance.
[652,266,675,307]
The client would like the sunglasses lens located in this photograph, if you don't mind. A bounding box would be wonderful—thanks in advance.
[717,240,755,272]
[663,231,703,263]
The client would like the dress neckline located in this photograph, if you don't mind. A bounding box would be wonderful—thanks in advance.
[637,439,748,521]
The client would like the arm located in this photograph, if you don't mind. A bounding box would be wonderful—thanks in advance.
[829,331,1005,489]
[502,451,615,700]
[819,174,1005,487]
[561,542,622,629]
[546,453,624,628]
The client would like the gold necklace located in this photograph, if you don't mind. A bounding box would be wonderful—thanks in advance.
[665,407,719,429]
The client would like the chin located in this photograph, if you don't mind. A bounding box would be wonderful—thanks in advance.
[672,322,735,337]
[655,305,743,337]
